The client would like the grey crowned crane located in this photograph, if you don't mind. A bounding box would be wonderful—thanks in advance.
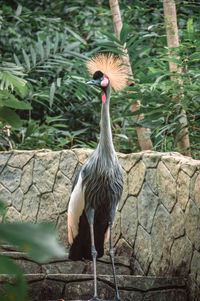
[67,54,127,301]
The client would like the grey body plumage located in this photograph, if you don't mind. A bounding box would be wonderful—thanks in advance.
[82,84,123,221]
[68,68,124,301]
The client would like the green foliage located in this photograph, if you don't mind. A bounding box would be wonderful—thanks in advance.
[94,1,200,157]
[0,255,27,301]
[0,200,66,301]
[0,62,30,130]
[0,0,200,157]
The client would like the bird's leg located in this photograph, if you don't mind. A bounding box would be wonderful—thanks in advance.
[90,223,98,299]
[109,222,121,301]
[86,208,98,300]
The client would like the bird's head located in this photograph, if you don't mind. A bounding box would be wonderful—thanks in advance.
[86,71,109,104]
[86,54,127,104]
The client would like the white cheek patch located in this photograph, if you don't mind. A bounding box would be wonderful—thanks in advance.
[101,78,109,87]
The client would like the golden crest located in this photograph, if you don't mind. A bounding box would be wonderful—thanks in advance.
[87,53,127,91]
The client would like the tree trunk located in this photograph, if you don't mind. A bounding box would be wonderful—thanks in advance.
[109,0,153,151]
[163,0,190,156]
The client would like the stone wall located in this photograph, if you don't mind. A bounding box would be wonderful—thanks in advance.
[0,149,200,300]
[1,247,188,301]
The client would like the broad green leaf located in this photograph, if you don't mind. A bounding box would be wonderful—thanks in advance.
[187,18,194,34]
[0,91,32,110]
[38,38,44,60]
[57,77,61,87]
[15,4,22,17]
[0,255,27,301]
[24,121,38,138]
[160,57,181,64]
[0,69,27,95]
[126,35,138,48]
[0,107,22,128]
[46,36,51,58]
[13,54,22,67]
[65,26,87,45]
[151,75,168,90]
[64,41,80,51]
[49,82,55,108]
[64,6,79,13]
[0,222,66,263]
[100,30,121,44]
[131,46,151,60]
[22,49,30,71]
[60,34,66,52]
[189,53,200,61]
[120,23,130,45]
[63,50,89,60]
[128,37,146,52]
[30,45,36,66]
[72,128,88,136]
[54,32,59,54]
[114,133,129,140]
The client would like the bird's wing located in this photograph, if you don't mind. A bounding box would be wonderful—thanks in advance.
[68,171,85,245]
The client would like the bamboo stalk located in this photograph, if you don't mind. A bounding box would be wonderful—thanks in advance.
[163,0,190,156]
[109,0,153,150]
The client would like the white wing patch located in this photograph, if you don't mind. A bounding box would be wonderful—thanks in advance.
[68,172,85,245]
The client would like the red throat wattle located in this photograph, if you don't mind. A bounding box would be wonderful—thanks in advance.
[102,93,106,104]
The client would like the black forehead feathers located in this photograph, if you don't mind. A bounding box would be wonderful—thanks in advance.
[93,70,103,80]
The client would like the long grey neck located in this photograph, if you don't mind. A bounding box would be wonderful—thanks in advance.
[97,85,116,162]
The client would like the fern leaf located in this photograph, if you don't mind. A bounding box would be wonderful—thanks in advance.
[30,45,36,66]
[22,49,30,71]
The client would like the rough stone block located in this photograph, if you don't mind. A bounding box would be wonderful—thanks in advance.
[161,153,181,179]
[134,225,152,274]
[128,160,146,196]
[185,199,200,251]
[142,151,161,168]
[145,168,158,195]
[0,184,12,205]
[21,158,34,194]
[157,161,176,212]
[21,185,40,222]
[53,170,72,212]
[0,152,12,173]
[37,192,58,222]
[137,182,159,233]
[194,173,200,208]
[170,236,193,275]
[8,151,34,168]
[177,170,190,211]
[115,238,133,258]
[150,205,173,275]
[121,196,137,247]
[60,150,78,180]
[118,152,141,172]
[33,152,60,193]
[4,206,22,222]
[12,187,24,212]
[0,165,21,192]
[171,203,185,238]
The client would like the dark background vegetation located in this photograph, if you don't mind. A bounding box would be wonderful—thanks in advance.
[0,0,200,158]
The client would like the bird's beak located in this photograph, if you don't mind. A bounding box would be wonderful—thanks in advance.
[86,79,101,86]
[86,80,95,85]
